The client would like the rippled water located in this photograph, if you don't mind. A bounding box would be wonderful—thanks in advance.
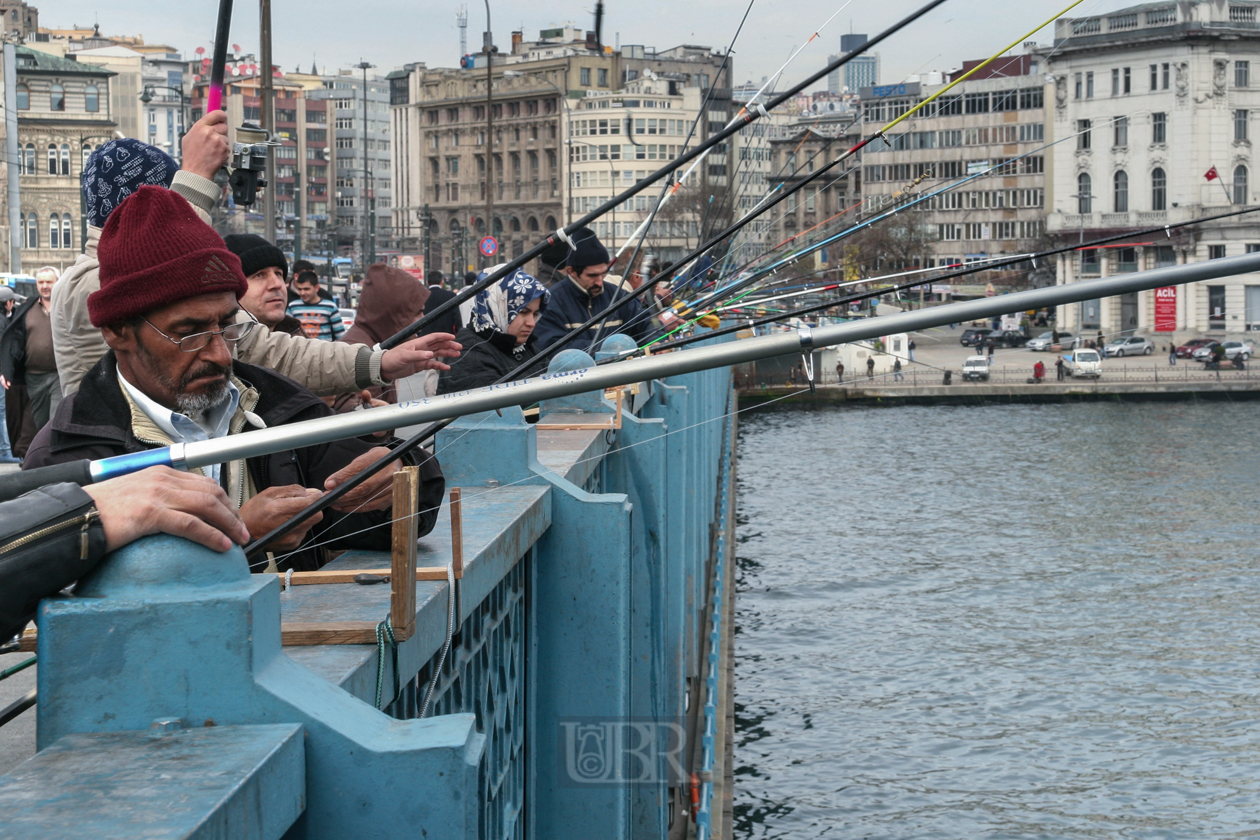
[734,401,1260,839]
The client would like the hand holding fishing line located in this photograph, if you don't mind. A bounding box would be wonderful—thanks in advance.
[239,486,324,552]
[324,447,402,512]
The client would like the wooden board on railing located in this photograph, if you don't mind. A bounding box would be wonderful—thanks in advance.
[535,388,623,430]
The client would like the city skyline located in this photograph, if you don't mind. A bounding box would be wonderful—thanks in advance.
[41,0,1150,89]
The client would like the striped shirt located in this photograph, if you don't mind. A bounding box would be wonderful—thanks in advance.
[286,299,345,341]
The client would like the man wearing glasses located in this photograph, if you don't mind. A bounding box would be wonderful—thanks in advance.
[22,187,447,572]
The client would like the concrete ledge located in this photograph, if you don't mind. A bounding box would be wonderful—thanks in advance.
[738,379,1260,406]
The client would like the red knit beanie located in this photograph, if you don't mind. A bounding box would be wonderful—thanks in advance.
[88,185,247,327]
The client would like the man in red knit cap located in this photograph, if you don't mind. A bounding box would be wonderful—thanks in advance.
[23,186,445,571]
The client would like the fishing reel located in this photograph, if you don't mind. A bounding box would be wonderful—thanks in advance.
[228,123,278,206]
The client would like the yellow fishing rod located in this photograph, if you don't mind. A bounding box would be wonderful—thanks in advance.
[877,0,1087,136]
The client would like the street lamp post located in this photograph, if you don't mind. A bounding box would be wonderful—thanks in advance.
[483,0,495,266]
[355,61,376,269]
[1069,191,1097,332]
[139,85,190,161]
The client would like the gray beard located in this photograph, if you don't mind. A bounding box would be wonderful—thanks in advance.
[174,382,228,417]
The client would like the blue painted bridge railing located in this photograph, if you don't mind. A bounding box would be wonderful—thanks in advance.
[0,333,736,840]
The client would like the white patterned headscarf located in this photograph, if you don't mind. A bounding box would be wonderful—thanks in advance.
[468,267,549,334]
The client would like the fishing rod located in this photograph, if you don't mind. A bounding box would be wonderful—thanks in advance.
[376,0,953,352]
[5,252,1257,508]
[205,0,233,112]
[639,207,1258,355]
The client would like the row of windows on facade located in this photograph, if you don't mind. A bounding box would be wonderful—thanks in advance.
[1074,111,1247,148]
[433,149,557,175]
[426,99,557,124]
[865,156,1045,182]
[18,142,95,176]
[20,213,73,249]
[14,83,101,112]
[568,143,691,162]
[934,220,1047,241]
[434,180,559,202]
[435,215,560,236]
[867,123,1045,152]
[428,124,557,149]
[592,219,699,240]
[273,108,326,124]
[1075,166,1247,212]
[571,118,696,137]
[1074,61,1251,99]
[863,88,1043,123]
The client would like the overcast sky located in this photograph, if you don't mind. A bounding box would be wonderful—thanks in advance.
[49,0,1143,88]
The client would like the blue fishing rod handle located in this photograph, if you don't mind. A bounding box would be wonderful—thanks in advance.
[0,459,93,504]
[89,448,176,482]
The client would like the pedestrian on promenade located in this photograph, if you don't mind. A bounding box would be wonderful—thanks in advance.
[0,287,19,462]
[866,356,875,378]
[835,360,844,384]
[908,339,916,362]
[1168,343,1177,366]
[1055,355,1065,381]
[1033,360,1045,382]
[986,339,994,364]
[893,358,904,382]
[1,267,61,458]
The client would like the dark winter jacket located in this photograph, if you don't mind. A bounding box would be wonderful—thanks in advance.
[437,326,542,395]
[420,286,462,337]
[0,294,39,386]
[23,352,445,571]
[0,482,107,643]
[532,276,648,353]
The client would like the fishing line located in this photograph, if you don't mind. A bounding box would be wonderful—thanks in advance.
[378,0,954,351]
[265,385,810,565]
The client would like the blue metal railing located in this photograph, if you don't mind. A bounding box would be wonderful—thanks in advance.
[2,344,737,840]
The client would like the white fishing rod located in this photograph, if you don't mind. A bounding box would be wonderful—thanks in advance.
[5,253,1255,502]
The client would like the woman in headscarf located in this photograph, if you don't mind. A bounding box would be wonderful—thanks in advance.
[437,268,549,394]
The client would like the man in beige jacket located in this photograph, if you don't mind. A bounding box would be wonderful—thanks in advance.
[53,111,458,398]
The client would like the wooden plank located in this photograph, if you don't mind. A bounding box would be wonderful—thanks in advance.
[16,627,35,652]
[450,488,464,580]
[280,621,377,646]
[390,466,420,641]
[272,567,451,585]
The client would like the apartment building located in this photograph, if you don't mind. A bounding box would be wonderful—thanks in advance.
[1040,0,1260,338]
[859,59,1050,291]
[389,25,731,275]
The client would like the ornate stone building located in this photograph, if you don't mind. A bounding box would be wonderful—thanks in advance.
[11,46,116,274]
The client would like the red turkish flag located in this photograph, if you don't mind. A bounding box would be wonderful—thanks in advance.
[1205,165,1220,181]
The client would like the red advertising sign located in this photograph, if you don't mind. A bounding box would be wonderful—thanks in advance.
[1154,286,1177,332]
[396,254,426,281]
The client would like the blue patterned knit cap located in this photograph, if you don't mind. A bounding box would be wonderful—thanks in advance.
[81,139,178,228]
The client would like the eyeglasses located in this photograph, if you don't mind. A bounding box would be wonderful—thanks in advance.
[142,316,257,352]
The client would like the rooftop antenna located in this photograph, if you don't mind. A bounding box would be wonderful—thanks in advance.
[457,4,468,57]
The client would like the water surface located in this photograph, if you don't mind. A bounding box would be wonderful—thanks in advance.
[734,401,1260,838]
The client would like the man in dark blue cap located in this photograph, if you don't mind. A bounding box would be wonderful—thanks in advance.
[532,227,647,353]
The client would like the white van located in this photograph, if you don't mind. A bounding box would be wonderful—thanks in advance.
[1064,349,1102,378]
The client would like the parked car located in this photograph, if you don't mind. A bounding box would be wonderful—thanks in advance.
[1192,340,1254,361]
[1026,331,1078,351]
[1063,349,1102,378]
[339,308,356,330]
[1103,336,1155,357]
[1176,338,1215,359]
[961,356,990,381]
[960,328,994,347]
[990,330,1028,348]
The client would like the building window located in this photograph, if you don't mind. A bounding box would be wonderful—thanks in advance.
[1114,170,1129,212]
[1077,172,1092,213]
[1123,66,1131,94]
[1077,119,1091,150]
[1237,60,1251,88]
[15,83,27,110]
[1236,109,1249,141]
[1234,164,1248,204]
[580,67,591,86]
[1162,63,1170,89]
[1074,72,1082,99]
[1208,284,1226,325]
[22,143,33,176]
[49,83,64,111]
[59,143,69,176]
[1111,68,1119,96]
[81,143,91,171]
[85,84,99,112]
[1209,245,1227,260]
[48,213,59,249]
[46,144,56,175]
[597,68,608,87]
[25,213,35,249]
[1150,64,1158,91]
[62,215,71,250]
[1113,117,1128,147]
[1152,112,1166,144]
[1086,71,1094,98]
[1152,167,1167,210]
